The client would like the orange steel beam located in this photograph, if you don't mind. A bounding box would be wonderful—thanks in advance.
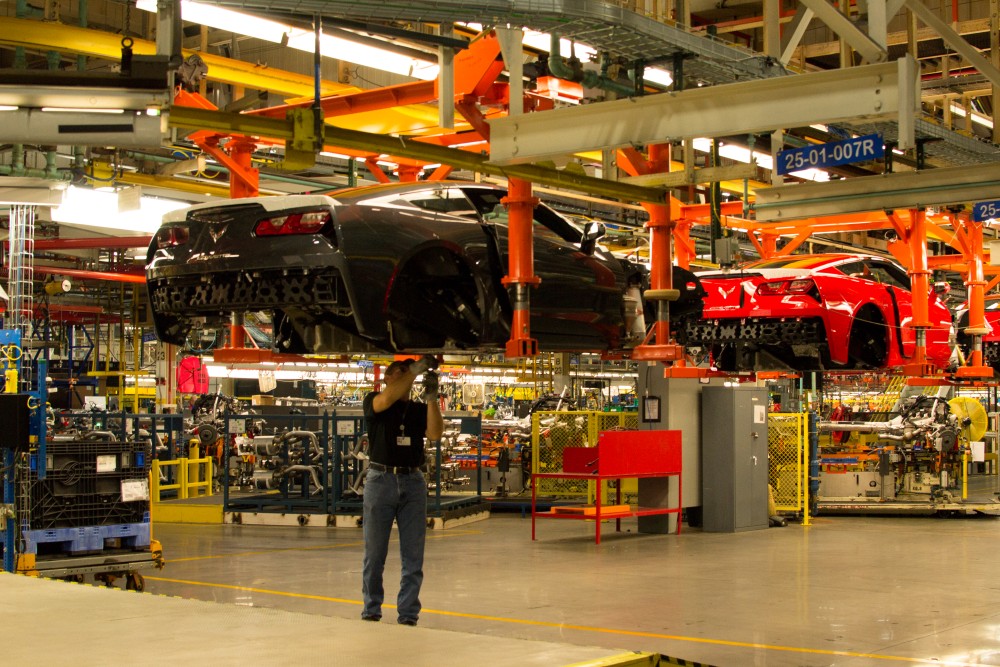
[246,32,502,121]
[364,157,391,183]
[427,164,454,180]
[455,97,493,140]
[501,177,540,358]
[673,220,696,269]
[249,80,437,119]
[33,265,145,284]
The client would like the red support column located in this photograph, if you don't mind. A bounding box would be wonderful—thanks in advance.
[501,177,540,358]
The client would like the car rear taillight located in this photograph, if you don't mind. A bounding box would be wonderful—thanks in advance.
[756,278,816,296]
[254,210,331,236]
[155,226,189,249]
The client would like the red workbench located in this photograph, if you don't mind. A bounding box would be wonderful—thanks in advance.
[531,430,682,544]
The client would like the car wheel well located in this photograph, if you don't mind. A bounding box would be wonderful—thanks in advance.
[385,247,485,350]
[848,304,889,368]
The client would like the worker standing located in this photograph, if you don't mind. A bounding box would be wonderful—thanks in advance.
[361,355,443,626]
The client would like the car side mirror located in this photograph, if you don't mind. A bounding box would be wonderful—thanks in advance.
[933,281,951,296]
[580,221,606,255]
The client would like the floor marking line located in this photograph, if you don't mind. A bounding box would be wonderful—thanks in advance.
[163,528,481,562]
[145,576,976,666]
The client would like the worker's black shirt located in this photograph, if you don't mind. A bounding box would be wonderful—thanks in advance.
[363,392,428,468]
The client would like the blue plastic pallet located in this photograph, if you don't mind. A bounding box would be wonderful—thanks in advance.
[21,527,102,555]
[22,521,151,555]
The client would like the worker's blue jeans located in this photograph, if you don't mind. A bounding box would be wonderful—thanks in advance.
[362,469,427,624]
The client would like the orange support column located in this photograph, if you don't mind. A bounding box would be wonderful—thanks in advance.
[903,208,934,375]
[501,177,540,358]
[632,202,686,363]
[396,165,422,182]
[229,313,246,350]
[228,137,260,199]
[956,218,993,378]
[630,143,686,365]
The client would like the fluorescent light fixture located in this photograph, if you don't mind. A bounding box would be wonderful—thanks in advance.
[41,107,125,114]
[136,0,438,80]
[0,105,18,111]
[691,137,830,182]
[949,103,994,130]
[51,186,190,233]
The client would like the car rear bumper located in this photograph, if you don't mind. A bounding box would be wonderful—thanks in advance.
[684,316,825,347]
[148,267,345,315]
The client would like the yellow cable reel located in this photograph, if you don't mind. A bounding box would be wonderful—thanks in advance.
[948,397,988,442]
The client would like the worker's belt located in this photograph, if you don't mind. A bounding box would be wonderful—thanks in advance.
[369,462,424,474]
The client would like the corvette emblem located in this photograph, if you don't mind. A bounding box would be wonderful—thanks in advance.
[718,285,737,299]
[208,224,228,243]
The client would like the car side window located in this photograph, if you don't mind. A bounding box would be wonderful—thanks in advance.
[840,261,869,279]
[462,188,580,245]
[401,188,479,218]
[871,262,911,290]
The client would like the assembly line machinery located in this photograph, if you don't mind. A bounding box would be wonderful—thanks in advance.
[815,386,1000,515]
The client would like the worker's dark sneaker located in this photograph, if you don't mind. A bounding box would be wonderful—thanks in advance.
[361,614,381,622]
[398,619,418,626]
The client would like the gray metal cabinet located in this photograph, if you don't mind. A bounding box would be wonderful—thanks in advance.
[700,386,769,532]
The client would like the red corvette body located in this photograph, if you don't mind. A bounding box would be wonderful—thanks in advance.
[679,254,954,371]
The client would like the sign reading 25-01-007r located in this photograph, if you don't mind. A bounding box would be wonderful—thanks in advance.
[776,134,884,175]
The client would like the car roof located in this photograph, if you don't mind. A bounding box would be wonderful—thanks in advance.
[324,180,501,203]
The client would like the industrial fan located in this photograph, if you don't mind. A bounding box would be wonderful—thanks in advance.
[948,397,989,442]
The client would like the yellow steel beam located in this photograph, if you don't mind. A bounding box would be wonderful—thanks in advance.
[168,106,668,204]
[88,162,235,199]
[0,17,450,136]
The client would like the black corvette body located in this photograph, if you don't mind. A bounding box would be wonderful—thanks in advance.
[146,181,703,355]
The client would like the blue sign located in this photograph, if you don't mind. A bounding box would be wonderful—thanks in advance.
[973,200,1000,222]
[776,134,884,175]
[141,332,158,343]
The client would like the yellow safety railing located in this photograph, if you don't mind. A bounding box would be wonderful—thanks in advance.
[768,412,809,525]
[150,456,214,501]
[531,411,639,501]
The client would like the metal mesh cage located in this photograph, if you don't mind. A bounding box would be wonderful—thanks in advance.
[531,411,638,500]
[768,412,807,516]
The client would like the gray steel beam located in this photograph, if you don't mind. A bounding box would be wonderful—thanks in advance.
[489,57,918,165]
[754,162,1000,220]
[799,0,888,63]
[620,163,757,187]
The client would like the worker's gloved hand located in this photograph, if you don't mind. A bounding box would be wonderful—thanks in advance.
[409,354,439,376]
[422,371,439,399]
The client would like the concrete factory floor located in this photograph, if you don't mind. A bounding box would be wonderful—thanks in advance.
[9,509,1000,666]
